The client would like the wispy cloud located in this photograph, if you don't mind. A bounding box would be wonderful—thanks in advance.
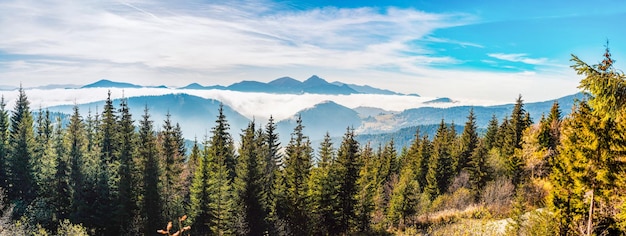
[487,53,548,65]
[0,0,473,85]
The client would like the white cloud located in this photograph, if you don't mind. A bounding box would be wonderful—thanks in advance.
[487,53,548,65]
[0,0,583,103]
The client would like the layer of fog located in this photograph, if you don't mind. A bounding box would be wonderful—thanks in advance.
[0,88,502,121]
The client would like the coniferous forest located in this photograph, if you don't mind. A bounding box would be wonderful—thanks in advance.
[0,49,625,235]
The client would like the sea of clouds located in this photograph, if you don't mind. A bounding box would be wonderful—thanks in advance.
[0,88,502,121]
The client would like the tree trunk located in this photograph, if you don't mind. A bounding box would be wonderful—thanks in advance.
[586,188,594,236]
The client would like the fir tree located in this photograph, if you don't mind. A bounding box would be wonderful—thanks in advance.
[116,98,135,234]
[457,108,478,172]
[8,86,37,210]
[190,105,236,235]
[309,132,337,235]
[425,120,454,198]
[355,142,375,233]
[483,115,499,151]
[52,114,70,223]
[67,106,88,224]
[0,96,9,193]
[283,115,313,235]
[94,91,117,234]
[260,115,283,231]
[233,121,267,235]
[467,140,489,201]
[137,107,162,235]
[160,113,185,222]
[332,127,360,234]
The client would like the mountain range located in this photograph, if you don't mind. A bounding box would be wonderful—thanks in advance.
[44,91,582,147]
[81,76,415,96]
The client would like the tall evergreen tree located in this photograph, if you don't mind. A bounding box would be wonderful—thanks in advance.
[94,91,117,234]
[66,105,88,225]
[7,86,36,210]
[504,95,531,185]
[260,115,283,231]
[332,127,360,234]
[425,120,454,198]
[0,96,8,194]
[457,108,478,172]
[467,140,489,201]
[309,132,337,235]
[160,113,185,222]
[483,115,499,151]
[116,98,136,234]
[137,107,162,235]
[52,115,70,223]
[283,115,313,235]
[233,121,267,235]
[190,104,236,235]
[355,142,375,232]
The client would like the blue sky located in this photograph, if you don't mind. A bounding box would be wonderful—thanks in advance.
[0,0,624,102]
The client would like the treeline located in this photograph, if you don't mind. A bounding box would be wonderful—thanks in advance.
[1,48,626,236]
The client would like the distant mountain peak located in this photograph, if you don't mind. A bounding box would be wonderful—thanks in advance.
[268,77,301,87]
[303,75,328,87]
[82,79,142,89]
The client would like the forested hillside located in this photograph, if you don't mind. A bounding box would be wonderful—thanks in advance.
[0,48,625,236]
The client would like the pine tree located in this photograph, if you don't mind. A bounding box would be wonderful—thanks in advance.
[467,140,489,201]
[425,120,454,198]
[457,108,478,173]
[260,115,283,231]
[116,98,136,234]
[94,91,117,233]
[137,107,162,235]
[7,86,37,210]
[233,121,267,235]
[355,142,375,233]
[505,95,531,185]
[332,127,360,234]
[309,132,337,235]
[283,115,313,235]
[33,108,54,198]
[160,113,185,222]
[550,46,626,235]
[190,104,236,235]
[483,115,499,151]
[0,96,8,193]
[67,105,88,225]
[387,166,419,229]
[189,136,213,235]
[52,114,70,223]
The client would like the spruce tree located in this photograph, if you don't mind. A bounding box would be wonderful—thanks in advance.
[467,140,489,201]
[0,96,8,194]
[190,104,236,235]
[95,91,117,233]
[52,115,70,223]
[233,121,267,235]
[355,142,375,233]
[116,98,136,234]
[137,107,162,235]
[8,86,37,210]
[67,105,88,224]
[283,115,313,235]
[387,166,419,229]
[457,108,478,172]
[160,113,185,222]
[425,120,454,198]
[260,115,282,231]
[309,132,337,235]
[332,127,360,234]
[483,115,499,151]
